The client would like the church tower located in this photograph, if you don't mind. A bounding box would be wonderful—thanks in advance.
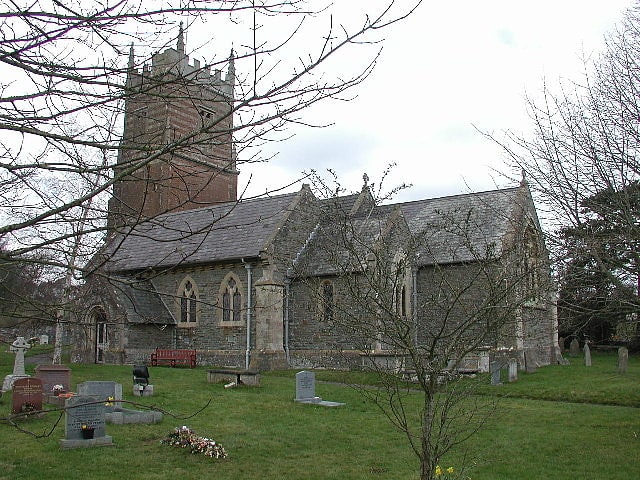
[108,26,238,227]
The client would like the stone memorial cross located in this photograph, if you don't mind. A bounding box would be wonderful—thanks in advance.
[10,336,31,376]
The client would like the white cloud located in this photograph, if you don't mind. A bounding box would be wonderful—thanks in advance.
[236,1,634,201]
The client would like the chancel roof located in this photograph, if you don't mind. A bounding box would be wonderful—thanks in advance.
[397,187,522,265]
[292,186,525,275]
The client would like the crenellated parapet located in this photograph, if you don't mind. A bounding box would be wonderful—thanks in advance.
[126,25,234,99]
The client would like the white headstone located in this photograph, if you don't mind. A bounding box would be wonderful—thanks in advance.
[295,371,319,403]
[584,343,592,367]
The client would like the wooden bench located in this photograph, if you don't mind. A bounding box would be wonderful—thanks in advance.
[207,368,260,386]
[150,348,197,368]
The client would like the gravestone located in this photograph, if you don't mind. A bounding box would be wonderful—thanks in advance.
[558,337,565,353]
[507,359,518,382]
[12,377,43,414]
[569,338,580,356]
[554,346,570,365]
[296,371,321,403]
[39,334,49,345]
[77,381,122,406]
[2,337,32,391]
[35,364,72,394]
[60,395,113,448]
[583,343,592,367]
[524,350,538,373]
[490,361,502,385]
[478,350,490,373]
[294,371,344,407]
[618,347,629,374]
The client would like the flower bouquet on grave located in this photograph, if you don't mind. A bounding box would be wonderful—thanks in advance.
[52,384,64,396]
[81,424,95,439]
[161,426,227,459]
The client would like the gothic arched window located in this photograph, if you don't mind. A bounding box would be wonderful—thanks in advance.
[219,274,243,324]
[177,277,199,325]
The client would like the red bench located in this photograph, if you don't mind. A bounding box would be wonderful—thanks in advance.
[150,348,197,368]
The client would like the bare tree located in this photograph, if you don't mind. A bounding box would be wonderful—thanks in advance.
[491,3,640,342]
[288,173,552,480]
[0,1,422,342]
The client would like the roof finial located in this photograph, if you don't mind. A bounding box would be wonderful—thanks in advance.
[225,49,235,85]
[363,173,369,188]
[128,43,135,69]
[177,22,185,55]
[520,168,527,186]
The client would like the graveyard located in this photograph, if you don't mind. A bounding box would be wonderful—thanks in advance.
[0,347,638,479]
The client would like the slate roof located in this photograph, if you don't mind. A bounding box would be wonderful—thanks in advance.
[102,184,528,275]
[104,191,300,272]
[397,187,522,265]
[113,279,175,324]
[292,186,524,275]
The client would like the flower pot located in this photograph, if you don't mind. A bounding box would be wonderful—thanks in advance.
[81,428,95,439]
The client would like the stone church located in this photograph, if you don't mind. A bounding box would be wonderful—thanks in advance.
[75,32,558,372]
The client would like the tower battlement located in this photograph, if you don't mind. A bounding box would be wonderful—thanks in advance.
[108,25,238,228]
[127,26,234,99]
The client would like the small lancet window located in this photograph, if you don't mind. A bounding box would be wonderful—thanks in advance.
[320,280,334,322]
[523,226,541,301]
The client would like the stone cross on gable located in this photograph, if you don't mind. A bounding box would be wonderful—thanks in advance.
[10,337,31,376]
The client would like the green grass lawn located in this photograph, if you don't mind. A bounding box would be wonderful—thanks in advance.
[0,351,638,479]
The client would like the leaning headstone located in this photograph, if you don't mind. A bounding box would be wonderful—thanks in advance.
[490,361,502,385]
[60,395,113,448]
[618,347,629,374]
[554,345,570,366]
[12,377,43,414]
[77,381,122,407]
[2,337,32,392]
[569,338,580,356]
[584,343,592,367]
[507,359,518,382]
[294,371,344,407]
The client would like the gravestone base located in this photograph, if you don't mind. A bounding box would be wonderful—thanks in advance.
[60,435,113,449]
[105,407,162,424]
[44,394,67,406]
[295,397,345,407]
[132,384,154,397]
[2,374,30,392]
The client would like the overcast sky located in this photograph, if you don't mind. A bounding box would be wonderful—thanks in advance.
[228,0,634,203]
